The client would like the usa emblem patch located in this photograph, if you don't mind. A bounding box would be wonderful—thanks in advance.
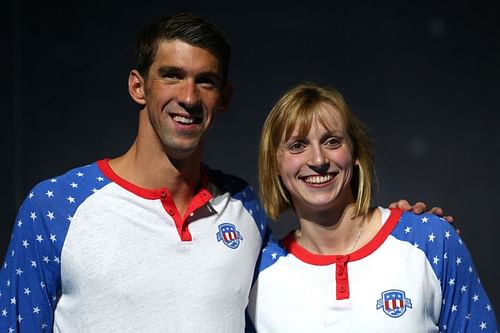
[216,223,243,249]
[376,289,412,318]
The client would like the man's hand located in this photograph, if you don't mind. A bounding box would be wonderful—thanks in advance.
[389,199,456,228]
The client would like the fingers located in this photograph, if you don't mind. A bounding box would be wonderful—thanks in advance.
[410,202,427,214]
[429,206,444,216]
[389,199,412,211]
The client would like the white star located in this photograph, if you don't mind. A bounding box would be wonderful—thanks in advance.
[468,266,473,273]
[465,313,471,320]
[40,281,46,288]
[15,268,23,276]
[50,234,57,243]
[76,172,84,177]
[1,308,7,316]
[451,304,458,312]
[444,252,448,259]
[70,182,78,188]
[30,212,38,220]
[31,260,37,268]
[41,323,48,329]
[433,256,440,265]
[45,190,54,198]
[428,233,436,242]
[444,230,451,239]
[33,306,41,314]
[456,257,462,265]
[28,192,34,199]
[458,238,463,245]
[67,215,74,222]
[479,322,487,330]
[36,235,44,242]
[17,314,23,322]
[486,304,492,311]
[413,242,419,248]
[6,279,11,287]
[421,217,429,223]
[473,294,479,302]
[10,297,16,304]
[92,187,98,193]
[271,252,278,260]
[404,226,411,233]
[22,240,29,248]
[448,278,455,286]
[67,196,75,203]
[9,327,14,333]
[24,288,31,295]
[42,256,50,263]
[460,285,467,293]
[47,211,55,220]
[97,176,104,181]
[53,256,60,264]
[50,178,57,183]
[249,209,254,215]
[17,220,23,227]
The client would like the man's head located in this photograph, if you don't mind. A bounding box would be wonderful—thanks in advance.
[135,13,231,83]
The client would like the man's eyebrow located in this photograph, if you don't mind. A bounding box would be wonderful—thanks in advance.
[157,66,184,75]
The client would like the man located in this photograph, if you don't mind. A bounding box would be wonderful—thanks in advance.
[0,13,445,332]
[1,13,267,332]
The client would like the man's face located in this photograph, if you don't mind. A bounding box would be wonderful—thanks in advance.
[142,39,228,159]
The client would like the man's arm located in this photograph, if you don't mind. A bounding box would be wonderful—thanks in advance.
[0,192,59,331]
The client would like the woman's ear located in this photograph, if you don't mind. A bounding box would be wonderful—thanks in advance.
[128,70,147,106]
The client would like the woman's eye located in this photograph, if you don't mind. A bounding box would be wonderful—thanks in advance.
[325,137,342,148]
[288,142,307,153]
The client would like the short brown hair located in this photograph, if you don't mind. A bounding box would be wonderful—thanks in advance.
[135,13,231,82]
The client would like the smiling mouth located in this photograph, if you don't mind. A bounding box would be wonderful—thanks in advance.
[172,115,202,125]
[301,173,337,184]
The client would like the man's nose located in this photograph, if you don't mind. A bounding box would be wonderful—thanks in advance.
[178,81,199,108]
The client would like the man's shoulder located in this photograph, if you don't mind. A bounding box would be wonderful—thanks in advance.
[205,165,251,195]
[24,161,110,207]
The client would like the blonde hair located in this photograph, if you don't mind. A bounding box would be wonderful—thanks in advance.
[258,82,374,220]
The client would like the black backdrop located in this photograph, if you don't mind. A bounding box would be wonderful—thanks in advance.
[3,0,499,316]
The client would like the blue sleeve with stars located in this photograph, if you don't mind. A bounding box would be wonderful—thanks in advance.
[395,212,498,332]
[0,163,110,332]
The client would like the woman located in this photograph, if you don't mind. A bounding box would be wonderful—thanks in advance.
[247,83,497,332]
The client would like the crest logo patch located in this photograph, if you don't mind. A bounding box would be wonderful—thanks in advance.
[216,223,243,249]
[376,289,412,318]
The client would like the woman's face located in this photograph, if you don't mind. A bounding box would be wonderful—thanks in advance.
[276,103,357,216]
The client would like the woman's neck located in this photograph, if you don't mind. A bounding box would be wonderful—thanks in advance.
[295,204,379,255]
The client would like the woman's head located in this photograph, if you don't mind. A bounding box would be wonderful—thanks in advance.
[259,82,374,220]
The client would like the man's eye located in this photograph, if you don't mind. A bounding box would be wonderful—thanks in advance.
[287,142,307,153]
[197,77,218,89]
[162,72,182,80]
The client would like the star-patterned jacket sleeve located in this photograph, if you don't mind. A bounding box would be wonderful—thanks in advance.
[0,189,61,332]
[399,212,498,332]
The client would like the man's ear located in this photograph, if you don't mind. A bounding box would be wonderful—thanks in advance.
[128,69,147,106]
[217,82,233,114]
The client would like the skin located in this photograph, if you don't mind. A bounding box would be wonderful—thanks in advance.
[109,39,232,216]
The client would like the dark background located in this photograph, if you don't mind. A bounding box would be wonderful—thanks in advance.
[3,0,499,315]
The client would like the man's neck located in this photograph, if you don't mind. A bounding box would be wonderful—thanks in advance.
[109,140,203,217]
